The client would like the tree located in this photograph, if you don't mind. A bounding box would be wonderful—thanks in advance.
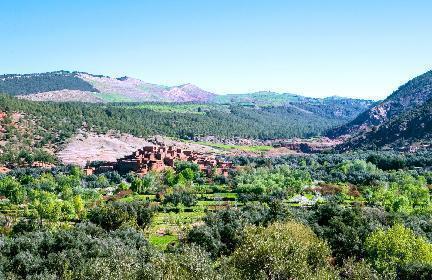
[162,189,197,207]
[180,168,195,181]
[116,181,129,192]
[164,168,176,187]
[365,224,432,274]
[369,172,431,214]
[88,201,154,231]
[139,245,219,280]
[306,203,384,264]
[227,221,337,279]
[0,176,26,204]
[32,190,63,222]
[186,204,271,258]
[131,173,159,194]
[130,177,145,194]
[0,223,154,279]
[73,195,86,219]
[339,259,380,280]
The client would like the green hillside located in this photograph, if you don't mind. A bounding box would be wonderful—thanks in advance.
[0,71,98,95]
[0,94,347,165]
[328,70,432,138]
[339,98,432,150]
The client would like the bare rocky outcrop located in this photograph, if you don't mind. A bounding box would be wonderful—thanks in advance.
[79,73,216,102]
[56,133,219,167]
[18,90,104,103]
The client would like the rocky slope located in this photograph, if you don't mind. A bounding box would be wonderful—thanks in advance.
[328,70,432,138]
[18,90,104,103]
[330,70,432,150]
[0,71,216,103]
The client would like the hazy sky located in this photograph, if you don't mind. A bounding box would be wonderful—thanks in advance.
[1,0,432,100]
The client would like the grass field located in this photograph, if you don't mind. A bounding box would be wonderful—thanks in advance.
[114,183,364,250]
[195,142,273,152]
[119,103,232,115]
[147,211,206,249]
[91,92,135,102]
[127,104,209,114]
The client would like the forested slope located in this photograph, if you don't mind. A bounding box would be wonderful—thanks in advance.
[339,98,432,150]
[0,94,342,140]
[0,71,99,95]
[328,70,432,138]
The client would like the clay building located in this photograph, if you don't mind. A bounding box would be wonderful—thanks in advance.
[93,145,233,177]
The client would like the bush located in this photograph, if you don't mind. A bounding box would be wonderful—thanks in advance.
[0,176,26,204]
[339,258,380,280]
[0,223,153,279]
[227,221,337,279]
[88,201,155,231]
[305,203,385,263]
[139,245,219,280]
[397,263,432,280]
[365,224,432,274]
[162,190,197,207]
[186,204,270,257]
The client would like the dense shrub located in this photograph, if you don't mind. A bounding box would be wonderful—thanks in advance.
[227,221,338,279]
[186,202,291,258]
[88,201,155,231]
[303,203,387,264]
[0,223,153,279]
[162,190,197,207]
[339,259,380,280]
[365,224,432,274]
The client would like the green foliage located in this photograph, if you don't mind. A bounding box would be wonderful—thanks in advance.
[1,151,432,278]
[31,190,68,221]
[0,223,153,279]
[130,173,160,194]
[0,148,56,166]
[116,181,129,192]
[227,221,338,280]
[368,172,431,214]
[0,71,98,95]
[213,91,373,121]
[304,204,386,264]
[140,245,219,280]
[0,176,26,204]
[162,189,197,207]
[186,203,289,257]
[0,94,345,148]
[88,200,155,231]
[234,165,312,194]
[196,141,273,152]
[397,263,432,280]
[339,259,380,280]
[365,224,432,274]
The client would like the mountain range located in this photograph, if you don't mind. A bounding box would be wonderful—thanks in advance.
[0,71,215,103]
[4,69,432,151]
[0,71,375,121]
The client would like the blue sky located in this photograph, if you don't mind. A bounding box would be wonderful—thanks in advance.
[1,0,432,100]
